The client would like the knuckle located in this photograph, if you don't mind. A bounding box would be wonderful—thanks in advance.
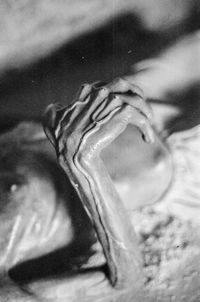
[104,86,110,93]
[98,86,110,96]
[109,93,121,103]
[81,83,91,90]
[113,94,120,100]
[78,83,92,99]
[76,148,92,167]
[138,116,148,127]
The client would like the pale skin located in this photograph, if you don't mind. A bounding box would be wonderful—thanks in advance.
[44,78,172,288]
[0,78,172,301]
[0,31,199,300]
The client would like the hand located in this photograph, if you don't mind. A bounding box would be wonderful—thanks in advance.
[43,78,152,288]
[44,78,154,166]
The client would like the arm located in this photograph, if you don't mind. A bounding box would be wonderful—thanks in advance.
[44,80,154,289]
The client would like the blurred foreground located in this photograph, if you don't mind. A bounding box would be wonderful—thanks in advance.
[0,0,200,133]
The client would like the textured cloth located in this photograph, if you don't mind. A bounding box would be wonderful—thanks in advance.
[156,125,200,222]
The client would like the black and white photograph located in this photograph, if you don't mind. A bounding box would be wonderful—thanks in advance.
[0,1,200,301]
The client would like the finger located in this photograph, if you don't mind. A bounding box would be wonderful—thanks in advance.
[92,81,108,89]
[43,103,68,145]
[98,104,154,144]
[106,78,145,99]
[128,105,155,143]
[44,101,84,143]
[57,84,94,132]
[45,85,110,143]
[92,94,122,121]
[73,83,93,104]
[78,87,110,130]
[120,95,153,122]
[93,94,153,123]
[65,84,93,121]
[80,106,125,153]
[81,104,154,155]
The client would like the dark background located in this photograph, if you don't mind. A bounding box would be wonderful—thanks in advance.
[0,0,200,132]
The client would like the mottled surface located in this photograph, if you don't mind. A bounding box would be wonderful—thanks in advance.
[133,206,200,302]
[26,199,200,301]
[0,1,200,300]
[0,122,199,301]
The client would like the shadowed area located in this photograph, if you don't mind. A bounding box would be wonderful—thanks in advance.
[0,7,200,132]
[0,1,200,301]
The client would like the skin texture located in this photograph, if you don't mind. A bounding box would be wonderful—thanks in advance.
[0,28,199,300]
[44,78,169,289]
[0,79,173,300]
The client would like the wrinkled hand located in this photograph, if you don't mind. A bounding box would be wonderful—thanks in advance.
[44,78,154,166]
[44,78,153,288]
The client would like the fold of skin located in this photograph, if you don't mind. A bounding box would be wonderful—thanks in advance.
[57,143,143,288]
[43,82,172,289]
[0,109,172,301]
[0,30,199,300]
